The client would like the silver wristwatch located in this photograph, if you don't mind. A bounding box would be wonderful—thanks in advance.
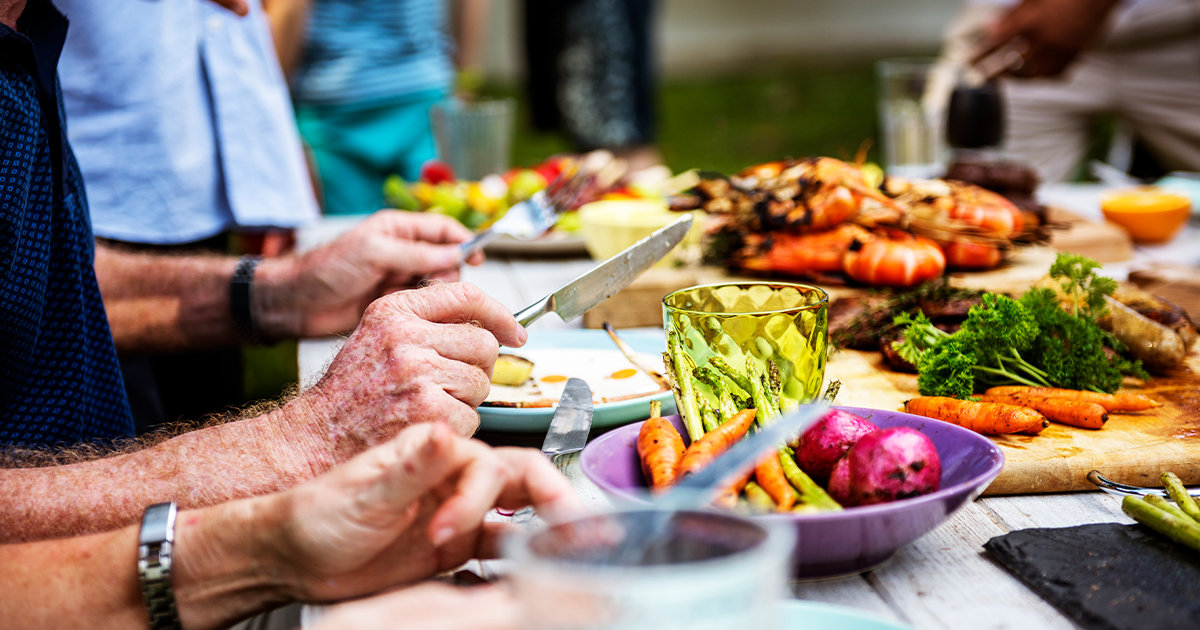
[138,502,183,630]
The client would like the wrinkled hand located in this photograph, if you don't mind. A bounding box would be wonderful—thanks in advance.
[267,423,582,603]
[297,282,524,452]
[973,0,1120,78]
[258,211,484,339]
[312,583,519,630]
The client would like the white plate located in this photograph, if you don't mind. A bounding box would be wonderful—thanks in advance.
[479,329,676,432]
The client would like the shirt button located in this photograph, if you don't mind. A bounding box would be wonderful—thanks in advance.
[208,16,222,31]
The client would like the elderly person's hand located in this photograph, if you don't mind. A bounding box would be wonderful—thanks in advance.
[311,583,519,630]
[255,211,484,339]
[292,282,524,451]
[157,423,581,630]
[258,423,582,602]
[973,0,1120,78]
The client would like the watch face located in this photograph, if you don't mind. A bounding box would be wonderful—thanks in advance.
[139,502,177,545]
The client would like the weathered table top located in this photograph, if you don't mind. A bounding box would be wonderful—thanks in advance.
[295,184,1200,629]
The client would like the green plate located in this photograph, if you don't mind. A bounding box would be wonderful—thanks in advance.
[778,600,912,630]
[479,329,676,432]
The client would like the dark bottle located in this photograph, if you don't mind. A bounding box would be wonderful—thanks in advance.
[945,80,1004,150]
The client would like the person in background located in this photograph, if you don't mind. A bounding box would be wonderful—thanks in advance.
[0,423,582,630]
[523,0,662,172]
[2,0,519,548]
[54,0,324,430]
[281,0,492,216]
[941,0,1200,182]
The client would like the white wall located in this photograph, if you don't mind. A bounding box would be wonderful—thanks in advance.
[479,0,963,80]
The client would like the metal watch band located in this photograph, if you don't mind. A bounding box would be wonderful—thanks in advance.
[230,255,265,345]
[138,502,182,630]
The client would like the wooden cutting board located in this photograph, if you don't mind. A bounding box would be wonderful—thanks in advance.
[826,348,1200,495]
[581,209,1131,329]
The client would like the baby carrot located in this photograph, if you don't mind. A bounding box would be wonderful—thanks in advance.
[905,396,1048,435]
[979,394,1108,430]
[637,416,687,491]
[712,469,753,510]
[676,408,758,479]
[982,386,1160,412]
[754,449,798,511]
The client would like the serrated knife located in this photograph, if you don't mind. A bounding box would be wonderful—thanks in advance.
[512,214,693,327]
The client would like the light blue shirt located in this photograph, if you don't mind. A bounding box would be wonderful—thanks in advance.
[57,0,319,244]
[291,0,454,108]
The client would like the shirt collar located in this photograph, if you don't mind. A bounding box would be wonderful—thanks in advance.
[1,0,68,102]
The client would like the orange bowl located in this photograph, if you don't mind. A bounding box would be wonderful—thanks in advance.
[1100,187,1191,243]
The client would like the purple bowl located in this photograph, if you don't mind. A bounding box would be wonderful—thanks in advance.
[580,406,1004,579]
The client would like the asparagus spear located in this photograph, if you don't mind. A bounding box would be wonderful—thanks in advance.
[746,359,780,425]
[708,355,753,394]
[664,333,704,443]
[1122,495,1200,553]
[1161,472,1200,522]
[743,481,777,513]
[693,365,739,422]
[779,450,842,512]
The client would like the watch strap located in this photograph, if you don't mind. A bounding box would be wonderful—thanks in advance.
[138,502,182,630]
[230,255,265,345]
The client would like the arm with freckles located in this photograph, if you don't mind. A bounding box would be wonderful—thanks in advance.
[0,283,526,543]
[97,211,482,353]
[0,424,580,630]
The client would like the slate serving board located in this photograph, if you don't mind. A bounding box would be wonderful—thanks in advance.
[984,523,1200,630]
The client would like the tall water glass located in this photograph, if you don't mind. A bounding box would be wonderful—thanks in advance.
[429,98,515,180]
[876,58,954,178]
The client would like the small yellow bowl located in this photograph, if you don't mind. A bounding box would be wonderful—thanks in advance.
[1100,187,1191,244]
[578,199,702,265]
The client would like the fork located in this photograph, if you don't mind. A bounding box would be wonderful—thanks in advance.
[1087,470,1200,498]
[459,165,590,257]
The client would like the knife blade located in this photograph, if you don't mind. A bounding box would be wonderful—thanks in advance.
[541,377,594,461]
[512,214,693,327]
[511,378,593,525]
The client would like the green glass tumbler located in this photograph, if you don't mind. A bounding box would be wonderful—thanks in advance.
[662,282,829,413]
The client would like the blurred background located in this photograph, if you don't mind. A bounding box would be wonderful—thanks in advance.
[476,0,958,173]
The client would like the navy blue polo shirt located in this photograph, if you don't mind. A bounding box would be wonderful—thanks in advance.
[0,0,134,447]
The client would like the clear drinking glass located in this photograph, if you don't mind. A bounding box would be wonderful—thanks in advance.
[429,97,515,180]
[503,509,795,630]
[876,57,954,178]
[662,282,829,412]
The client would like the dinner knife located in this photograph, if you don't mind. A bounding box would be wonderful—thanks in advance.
[541,377,594,464]
[511,378,593,524]
[512,214,693,327]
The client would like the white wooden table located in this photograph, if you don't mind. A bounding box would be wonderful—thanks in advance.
[294,192,1195,629]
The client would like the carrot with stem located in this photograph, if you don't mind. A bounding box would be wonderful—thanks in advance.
[637,416,687,492]
[676,408,758,479]
[979,394,1108,430]
[983,386,1160,412]
[905,396,1048,435]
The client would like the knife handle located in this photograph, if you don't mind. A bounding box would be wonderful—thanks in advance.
[513,295,551,328]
